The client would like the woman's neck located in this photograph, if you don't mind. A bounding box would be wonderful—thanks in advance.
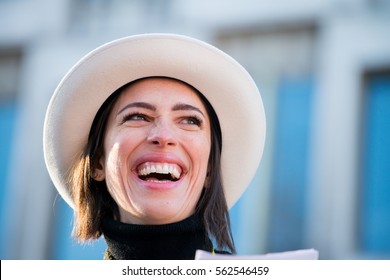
[102,214,213,260]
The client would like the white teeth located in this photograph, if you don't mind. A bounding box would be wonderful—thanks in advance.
[172,168,180,179]
[163,164,169,174]
[138,163,182,179]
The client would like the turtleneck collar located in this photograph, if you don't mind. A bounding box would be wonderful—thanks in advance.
[101,214,213,260]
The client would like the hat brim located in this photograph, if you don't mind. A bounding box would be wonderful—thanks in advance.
[43,33,266,209]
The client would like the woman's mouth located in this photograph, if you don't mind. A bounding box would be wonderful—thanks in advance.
[137,162,182,182]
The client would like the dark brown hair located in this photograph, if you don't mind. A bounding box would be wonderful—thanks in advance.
[69,77,235,253]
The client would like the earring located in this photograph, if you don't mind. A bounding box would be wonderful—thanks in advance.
[92,171,105,181]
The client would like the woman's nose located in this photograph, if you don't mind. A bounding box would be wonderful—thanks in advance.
[146,121,177,147]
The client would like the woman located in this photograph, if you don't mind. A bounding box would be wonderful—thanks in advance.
[44,34,266,259]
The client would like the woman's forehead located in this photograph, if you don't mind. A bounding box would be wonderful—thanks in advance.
[114,77,207,111]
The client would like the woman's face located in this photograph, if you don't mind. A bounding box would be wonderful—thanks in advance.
[96,78,211,225]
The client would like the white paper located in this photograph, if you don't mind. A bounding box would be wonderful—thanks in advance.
[195,248,319,260]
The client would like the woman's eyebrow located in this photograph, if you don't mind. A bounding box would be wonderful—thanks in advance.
[172,103,205,117]
[117,102,156,115]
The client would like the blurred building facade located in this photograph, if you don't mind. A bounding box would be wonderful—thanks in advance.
[1,0,389,259]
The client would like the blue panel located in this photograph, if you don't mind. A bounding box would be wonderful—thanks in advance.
[0,102,17,259]
[229,197,242,252]
[267,76,313,252]
[360,74,390,253]
[51,196,107,259]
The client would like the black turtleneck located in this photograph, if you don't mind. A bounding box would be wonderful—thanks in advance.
[101,214,214,260]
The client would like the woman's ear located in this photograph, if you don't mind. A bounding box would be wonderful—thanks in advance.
[92,157,105,181]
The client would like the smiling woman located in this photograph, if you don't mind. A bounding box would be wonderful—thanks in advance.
[94,78,212,226]
[43,34,266,260]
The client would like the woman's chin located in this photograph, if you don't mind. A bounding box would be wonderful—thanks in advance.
[121,206,191,225]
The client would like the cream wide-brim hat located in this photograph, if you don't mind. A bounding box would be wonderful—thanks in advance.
[43,33,266,209]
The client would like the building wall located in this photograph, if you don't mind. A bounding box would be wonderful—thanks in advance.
[0,0,389,259]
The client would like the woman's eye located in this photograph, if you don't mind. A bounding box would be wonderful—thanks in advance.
[181,116,202,127]
[122,113,148,123]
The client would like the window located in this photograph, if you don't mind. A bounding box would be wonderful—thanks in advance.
[267,75,314,252]
[0,48,22,258]
[217,24,317,254]
[359,70,390,256]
